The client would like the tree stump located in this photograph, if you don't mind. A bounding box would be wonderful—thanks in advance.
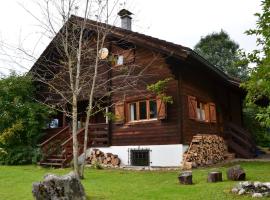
[207,171,222,182]
[178,171,193,185]
[227,165,246,181]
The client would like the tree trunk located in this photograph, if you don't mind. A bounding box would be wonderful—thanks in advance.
[72,95,79,178]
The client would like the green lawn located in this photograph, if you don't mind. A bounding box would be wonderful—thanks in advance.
[0,162,270,200]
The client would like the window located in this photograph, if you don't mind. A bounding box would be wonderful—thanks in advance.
[130,149,150,166]
[128,99,158,122]
[117,55,124,65]
[149,100,157,118]
[129,103,137,121]
[197,102,206,121]
[48,118,59,128]
[188,95,217,123]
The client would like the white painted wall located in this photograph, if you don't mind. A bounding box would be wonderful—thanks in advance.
[87,144,185,167]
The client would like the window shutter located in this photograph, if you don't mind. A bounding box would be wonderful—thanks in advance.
[204,103,210,122]
[188,96,197,120]
[157,98,166,119]
[115,102,125,123]
[209,103,217,123]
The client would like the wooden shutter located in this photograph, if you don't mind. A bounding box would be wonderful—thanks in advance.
[204,103,210,122]
[188,96,197,120]
[123,49,135,64]
[157,98,166,120]
[209,103,217,123]
[114,102,125,123]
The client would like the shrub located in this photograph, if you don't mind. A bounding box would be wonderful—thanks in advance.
[0,73,52,164]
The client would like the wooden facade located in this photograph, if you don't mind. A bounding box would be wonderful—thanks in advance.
[33,15,255,167]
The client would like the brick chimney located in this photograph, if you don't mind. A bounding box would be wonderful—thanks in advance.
[118,9,133,30]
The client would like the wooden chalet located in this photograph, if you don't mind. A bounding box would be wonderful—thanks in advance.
[33,9,256,167]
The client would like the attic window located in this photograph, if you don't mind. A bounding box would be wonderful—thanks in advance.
[117,55,124,65]
[112,46,135,66]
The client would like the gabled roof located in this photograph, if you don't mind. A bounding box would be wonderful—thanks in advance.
[31,15,241,88]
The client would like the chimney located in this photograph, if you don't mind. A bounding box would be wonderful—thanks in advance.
[118,9,133,30]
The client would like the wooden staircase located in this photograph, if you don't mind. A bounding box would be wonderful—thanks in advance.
[223,122,257,159]
[38,123,109,167]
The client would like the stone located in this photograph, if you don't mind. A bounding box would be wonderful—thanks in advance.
[231,188,239,193]
[263,182,270,189]
[32,172,86,200]
[254,181,263,188]
[232,181,270,198]
[252,193,263,198]
[238,188,246,195]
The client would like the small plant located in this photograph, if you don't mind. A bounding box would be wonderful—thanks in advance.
[91,161,103,170]
[147,78,173,104]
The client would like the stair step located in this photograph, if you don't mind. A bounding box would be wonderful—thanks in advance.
[49,155,64,159]
[39,162,63,167]
[227,140,254,159]
[46,158,65,163]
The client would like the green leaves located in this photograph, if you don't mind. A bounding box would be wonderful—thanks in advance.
[194,30,250,80]
[242,0,270,129]
[0,73,51,164]
[147,78,173,104]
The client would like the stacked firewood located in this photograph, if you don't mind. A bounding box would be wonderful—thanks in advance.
[87,149,121,167]
[182,134,232,169]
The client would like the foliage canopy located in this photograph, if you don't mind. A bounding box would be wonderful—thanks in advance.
[0,73,52,164]
[194,30,249,80]
[242,0,270,129]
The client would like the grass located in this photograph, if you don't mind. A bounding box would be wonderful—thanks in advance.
[0,162,270,200]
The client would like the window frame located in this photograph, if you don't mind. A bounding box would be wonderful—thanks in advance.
[196,101,206,122]
[188,95,217,123]
[128,99,158,123]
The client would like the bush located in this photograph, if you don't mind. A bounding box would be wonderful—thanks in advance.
[243,106,270,147]
[0,73,52,164]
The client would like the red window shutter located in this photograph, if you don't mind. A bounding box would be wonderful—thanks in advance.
[157,98,166,120]
[114,102,125,123]
[204,103,210,122]
[188,96,197,120]
[209,103,217,123]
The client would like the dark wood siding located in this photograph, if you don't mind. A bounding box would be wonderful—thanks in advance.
[111,47,181,146]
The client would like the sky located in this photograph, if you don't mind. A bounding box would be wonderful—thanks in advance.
[0,0,261,74]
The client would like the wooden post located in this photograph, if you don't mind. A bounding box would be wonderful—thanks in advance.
[207,171,222,182]
[62,112,66,127]
[178,171,192,185]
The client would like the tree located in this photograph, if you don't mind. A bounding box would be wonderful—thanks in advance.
[0,72,52,164]
[243,0,270,128]
[194,30,249,80]
[25,0,153,178]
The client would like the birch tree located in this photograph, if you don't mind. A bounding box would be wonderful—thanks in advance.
[25,0,158,178]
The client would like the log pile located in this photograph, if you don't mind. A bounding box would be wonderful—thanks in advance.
[87,149,121,167]
[182,134,232,169]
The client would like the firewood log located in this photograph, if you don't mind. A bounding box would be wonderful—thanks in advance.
[227,165,246,181]
[207,171,222,182]
[178,171,192,185]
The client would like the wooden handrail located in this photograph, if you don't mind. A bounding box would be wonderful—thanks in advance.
[61,123,108,147]
[39,126,70,147]
[61,127,85,147]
